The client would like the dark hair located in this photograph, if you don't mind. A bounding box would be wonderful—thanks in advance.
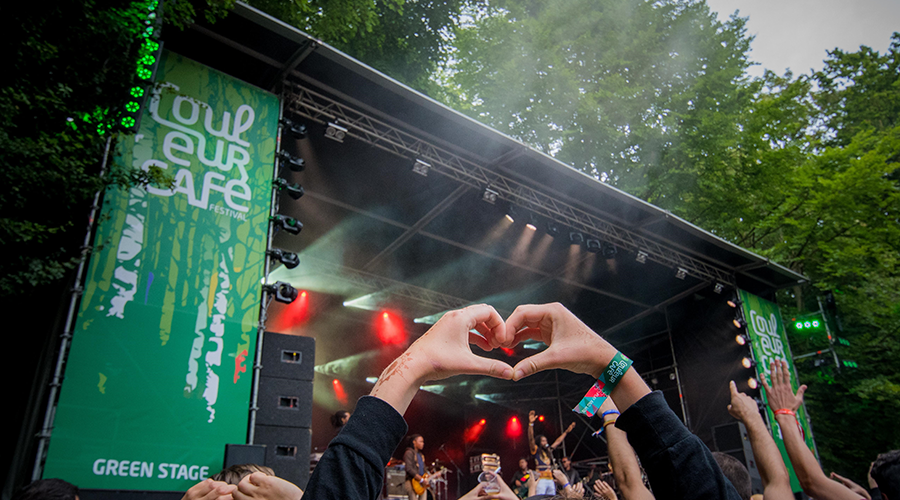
[13,479,79,500]
[408,434,422,448]
[535,434,547,444]
[872,449,900,499]
[330,410,350,428]
[210,464,275,485]
[712,452,751,500]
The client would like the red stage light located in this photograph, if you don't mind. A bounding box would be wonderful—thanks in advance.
[332,378,348,405]
[376,310,406,344]
[538,415,545,422]
[268,290,311,331]
[480,419,486,425]
[500,347,515,357]
[464,418,487,443]
[507,415,522,438]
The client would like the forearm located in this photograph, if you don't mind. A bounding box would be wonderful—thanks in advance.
[370,352,425,416]
[776,414,857,500]
[551,432,567,449]
[607,425,654,500]
[743,417,792,499]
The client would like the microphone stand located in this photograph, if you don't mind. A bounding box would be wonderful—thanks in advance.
[438,443,464,499]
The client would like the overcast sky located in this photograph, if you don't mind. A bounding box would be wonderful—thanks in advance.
[704,0,900,78]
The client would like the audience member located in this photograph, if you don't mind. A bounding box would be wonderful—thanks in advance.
[13,478,79,500]
[872,450,900,500]
[594,479,619,500]
[211,464,275,485]
[712,452,752,500]
[596,397,654,500]
[330,410,351,429]
[183,466,302,500]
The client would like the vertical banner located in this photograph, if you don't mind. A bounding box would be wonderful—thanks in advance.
[738,289,816,493]
[43,51,278,490]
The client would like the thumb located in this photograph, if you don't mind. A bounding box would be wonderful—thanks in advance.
[468,355,514,380]
[512,350,558,381]
[796,384,808,399]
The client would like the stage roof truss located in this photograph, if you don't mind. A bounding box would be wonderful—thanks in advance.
[284,81,736,286]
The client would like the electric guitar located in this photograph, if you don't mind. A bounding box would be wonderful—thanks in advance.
[412,467,446,495]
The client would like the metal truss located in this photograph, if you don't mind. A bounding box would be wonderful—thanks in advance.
[283,82,735,285]
[305,257,473,313]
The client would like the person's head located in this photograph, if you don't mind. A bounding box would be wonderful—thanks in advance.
[519,458,528,470]
[330,410,351,428]
[561,457,571,470]
[14,479,79,500]
[712,452,751,500]
[536,434,549,448]
[872,450,900,500]
[211,464,275,485]
[410,434,424,451]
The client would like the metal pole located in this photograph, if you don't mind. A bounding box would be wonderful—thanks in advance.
[247,99,284,444]
[817,297,840,371]
[555,371,566,458]
[32,136,113,481]
[665,306,690,429]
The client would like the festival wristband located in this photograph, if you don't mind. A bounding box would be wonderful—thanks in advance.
[774,409,796,417]
[572,352,633,417]
[591,417,619,437]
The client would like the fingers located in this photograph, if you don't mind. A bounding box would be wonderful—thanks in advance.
[511,348,557,381]
[462,304,505,347]
[465,353,514,380]
[469,331,492,352]
[504,304,555,344]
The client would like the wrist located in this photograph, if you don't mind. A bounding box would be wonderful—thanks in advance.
[588,342,618,379]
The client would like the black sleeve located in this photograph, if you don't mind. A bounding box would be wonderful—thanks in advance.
[304,396,409,500]
[616,391,741,500]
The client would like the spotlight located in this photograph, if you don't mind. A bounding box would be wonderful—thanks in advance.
[271,214,303,235]
[505,204,519,223]
[480,419,487,425]
[262,281,299,304]
[538,415,545,422]
[735,334,749,346]
[325,122,348,142]
[526,213,539,231]
[281,118,307,139]
[741,357,756,369]
[585,238,602,253]
[747,377,759,390]
[267,248,300,269]
[733,316,746,329]
[412,159,430,177]
[635,250,648,264]
[714,283,725,294]
[482,187,499,204]
[546,221,561,238]
[277,151,306,172]
[273,179,305,200]
[675,268,688,280]
[601,242,617,259]
[569,231,585,244]
[727,294,743,308]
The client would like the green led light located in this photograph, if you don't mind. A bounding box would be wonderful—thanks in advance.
[137,67,152,79]
[139,54,156,66]
[145,40,160,52]
[130,87,144,98]
[812,320,819,327]
[122,117,136,128]
[795,322,802,329]
[125,101,140,112]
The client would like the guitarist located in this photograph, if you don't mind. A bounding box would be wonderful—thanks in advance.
[403,434,427,500]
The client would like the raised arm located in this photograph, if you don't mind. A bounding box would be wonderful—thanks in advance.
[763,360,860,500]
[726,380,792,500]
[528,410,538,455]
[598,398,654,500]
[502,302,740,500]
[550,422,576,450]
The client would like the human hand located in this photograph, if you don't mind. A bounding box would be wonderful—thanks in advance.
[727,380,763,425]
[529,410,537,424]
[182,479,237,500]
[502,303,614,380]
[868,462,877,489]
[566,422,576,433]
[459,477,518,500]
[553,469,569,486]
[829,472,871,500]
[233,473,303,500]
[761,360,806,412]
[565,481,585,498]
[594,479,618,500]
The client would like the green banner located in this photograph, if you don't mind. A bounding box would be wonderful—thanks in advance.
[738,289,817,493]
[43,51,279,490]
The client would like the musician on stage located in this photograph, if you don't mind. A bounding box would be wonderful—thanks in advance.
[403,434,427,500]
[527,410,576,495]
[511,457,534,499]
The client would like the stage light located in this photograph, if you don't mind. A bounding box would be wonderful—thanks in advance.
[480,419,487,425]
[273,178,305,200]
[733,316,746,329]
[741,357,756,369]
[281,118,307,139]
[636,250,648,264]
[465,418,487,443]
[675,268,688,280]
[569,231,585,244]
[505,204,519,223]
[267,248,300,269]
[507,415,523,438]
[483,187,499,204]
[735,334,749,346]
[271,215,303,235]
[727,295,743,308]
[262,281,299,304]
[377,310,405,344]
[546,221,561,238]
[325,122,348,142]
[365,377,378,384]
[714,283,725,294]
[412,159,430,177]
[747,377,759,390]
[526,213,538,231]
[601,242,617,259]
[538,415,545,422]
[277,151,306,172]
[585,238,602,253]
[332,378,348,405]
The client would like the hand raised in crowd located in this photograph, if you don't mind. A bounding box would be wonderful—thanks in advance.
[727,380,762,425]
[181,479,237,500]
[370,304,514,414]
[762,360,807,412]
[529,410,538,424]
[232,472,303,500]
[828,472,871,500]
[594,479,619,500]
[458,476,519,500]
[565,421,576,433]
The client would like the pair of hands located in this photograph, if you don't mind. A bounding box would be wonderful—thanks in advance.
[182,473,302,500]
[396,302,616,387]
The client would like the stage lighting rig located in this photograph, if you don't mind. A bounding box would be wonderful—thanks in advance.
[585,238,602,253]
[601,242,617,259]
[526,213,539,231]
[735,333,749,346]
[325,122,348,142]
[546,221,561,238]
[271,215,303,235]
[273,179,305,200]
[747,377,759,390]
[741,357,756,369]
[635,250,648,264]
[482,187,499,204]
[505,204,519,223]
[714,283,725,294]
[277,151,306,172]
[281,118,308,139]
[569,231,585,244]
[733,316,746,329]
[412,159,431,177]
[267,248,300,269]
[675,268,688,280]
[726,294,742,308]
[262,281,299,304]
